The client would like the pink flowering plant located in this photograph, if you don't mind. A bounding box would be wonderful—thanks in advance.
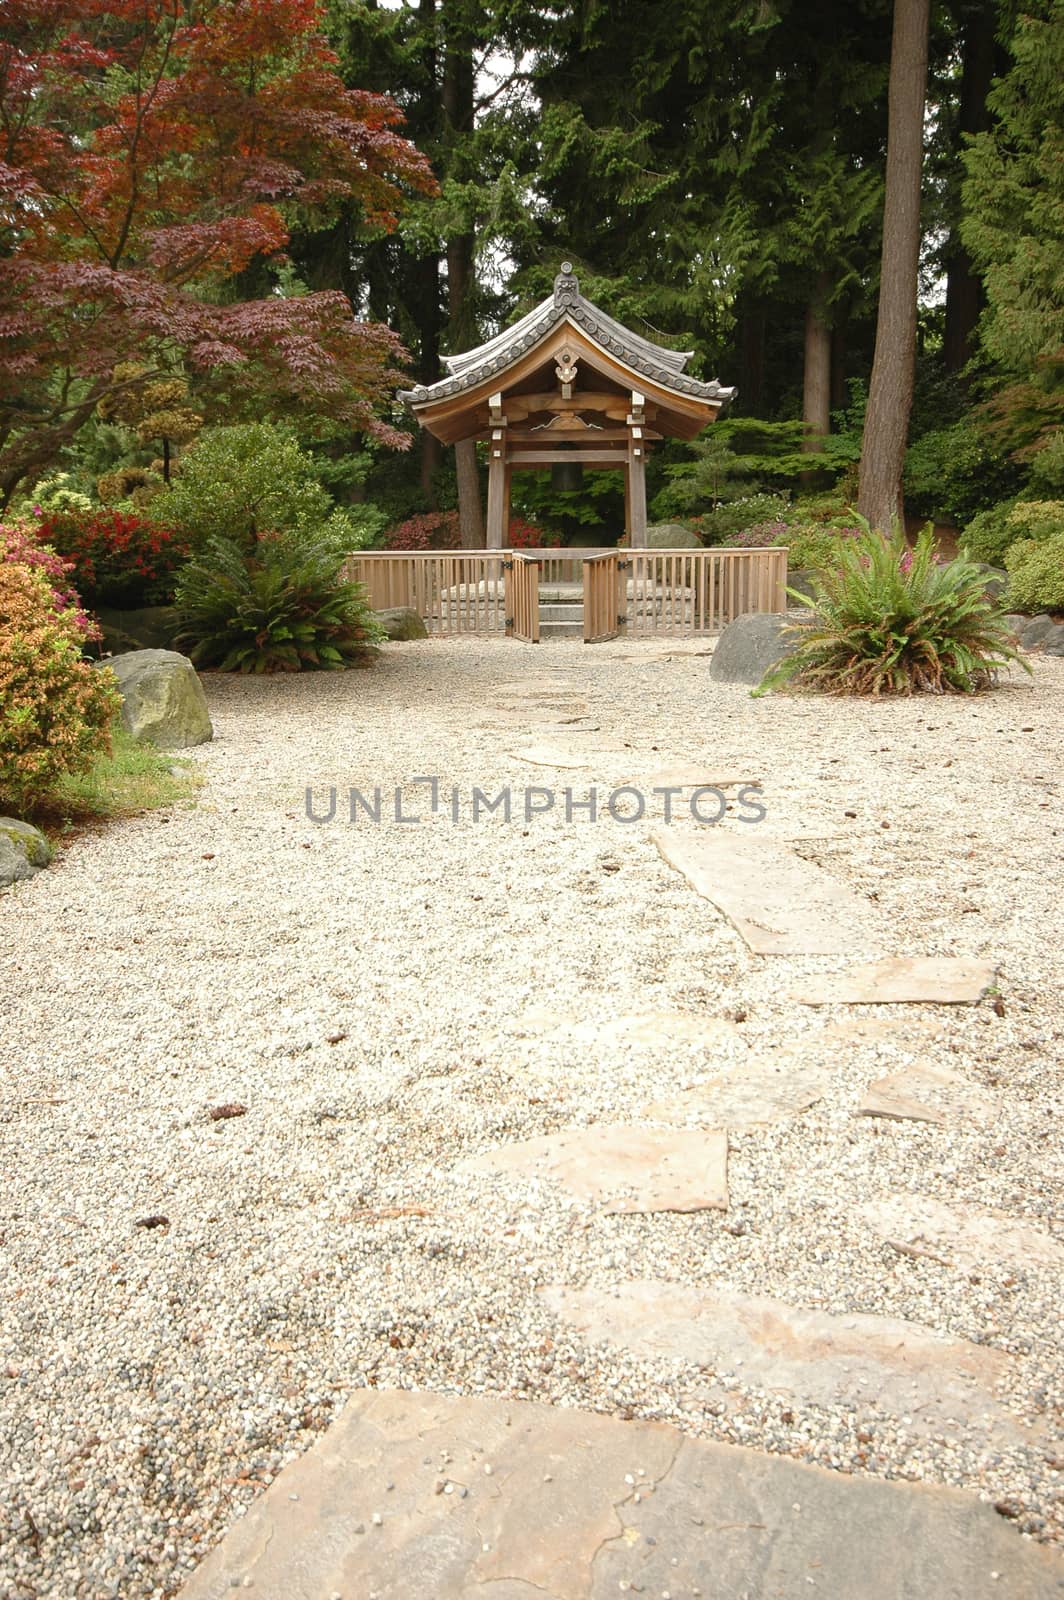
[0,522,100,643]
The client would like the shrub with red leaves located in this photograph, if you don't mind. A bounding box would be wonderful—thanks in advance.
[507,517,562,549]
[0,523,99,642]
[33,509,190,607]
[383,511,462,551]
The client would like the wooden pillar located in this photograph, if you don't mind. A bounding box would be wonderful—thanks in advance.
[486,392,508,548]
[623,463,632,544]
[502,463,512,544]
[628,391,648,548]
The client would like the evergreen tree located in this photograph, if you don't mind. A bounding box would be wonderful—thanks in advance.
[961,0,1064,485]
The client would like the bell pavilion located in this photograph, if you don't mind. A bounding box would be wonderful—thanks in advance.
[399,264,736,547]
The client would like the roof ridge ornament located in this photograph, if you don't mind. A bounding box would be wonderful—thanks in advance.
[554,261,580,308]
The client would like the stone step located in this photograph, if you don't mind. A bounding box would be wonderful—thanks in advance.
[538,620,585,638]
[177,1389,1063,1600]
[539,602,584,622]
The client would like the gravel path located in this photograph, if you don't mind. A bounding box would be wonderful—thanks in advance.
[1,636,1062,1599]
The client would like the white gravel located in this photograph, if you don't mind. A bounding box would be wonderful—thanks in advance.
[1,636,1062,1599]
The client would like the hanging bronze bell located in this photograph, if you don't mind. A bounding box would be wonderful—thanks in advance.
[550,442,584,494]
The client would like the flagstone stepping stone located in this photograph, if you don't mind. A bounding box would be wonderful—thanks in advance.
[460,1126,728,1213]
[514,1009,740,1050]
[176,1390,1064,1600]
[861,1194,1064,1272]
[640,764,762,789]
[642,1059,830,1127]
[509,744,595,769]
[542,1280,1019,1434]
[653,830,876,955]
[857,1060,997,1127]
[794,956,997,1005]
[491,699,590,725]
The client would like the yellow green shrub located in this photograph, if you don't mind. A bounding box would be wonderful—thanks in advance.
[0,560,119,814]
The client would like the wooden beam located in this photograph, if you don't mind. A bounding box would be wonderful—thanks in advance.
[508,449,630,466]
[628,426,647,547]
[486,416,508,548]
[502,392,660,421]
[507,427,662,444]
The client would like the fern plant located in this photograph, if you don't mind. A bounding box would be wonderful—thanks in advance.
[174,532,382,673]
[757,519,1027,696]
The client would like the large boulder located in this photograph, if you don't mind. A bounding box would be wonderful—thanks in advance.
[709,612,804,685]
[969,563,1008,602]
[643,523,703,550]
[98,649,213,748]
[95,605,181,657]
[786,568,818,603]
[0,818,51,888]
[374,606,428,641]
[1015,614,1060,650]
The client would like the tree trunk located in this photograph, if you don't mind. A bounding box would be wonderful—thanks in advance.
[443,5,484,545]
[943,5,997,375]
[830,316,848,410]
[857,0,930,533]
[802,273,832,449]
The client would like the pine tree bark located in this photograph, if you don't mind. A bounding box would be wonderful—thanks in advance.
[857,0,931,533]
[802,272,833,449]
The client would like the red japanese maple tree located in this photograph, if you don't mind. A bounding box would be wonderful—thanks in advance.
[0,0,435,505]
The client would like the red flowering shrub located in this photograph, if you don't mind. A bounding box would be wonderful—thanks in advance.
[33,509,190,607]
[383,511,462,551]
[507,516,562,548]
[0,523,99,642]
[0,558,119,812]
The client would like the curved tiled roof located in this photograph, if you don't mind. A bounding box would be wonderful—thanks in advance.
[399,265,736,409]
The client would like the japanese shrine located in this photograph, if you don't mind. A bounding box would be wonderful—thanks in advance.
[399,263,736,547]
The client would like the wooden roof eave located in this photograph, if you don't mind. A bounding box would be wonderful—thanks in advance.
[409,321,725,445]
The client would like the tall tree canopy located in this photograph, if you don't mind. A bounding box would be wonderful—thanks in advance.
[0,0,435,505]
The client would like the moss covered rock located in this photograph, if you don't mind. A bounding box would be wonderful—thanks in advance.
[0,818,52,888]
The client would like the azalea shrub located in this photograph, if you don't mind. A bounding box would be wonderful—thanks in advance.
[0,553,119,813]
[32,508,189,608]
[722,520,791,549]
[507,516,562,548]
[383,511,462,550]
[174,532,383,673]
[0,523,98,640]
[758,521,1026,697]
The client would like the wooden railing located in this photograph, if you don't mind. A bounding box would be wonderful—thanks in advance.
[506,554,541,642]
[341,547,788,639]
[625,548,788,635]
[584,552,624,642]
[342,552,507,635]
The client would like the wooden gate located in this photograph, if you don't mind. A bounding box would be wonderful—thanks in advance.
[504,553,540,642]
[582,551,626,642]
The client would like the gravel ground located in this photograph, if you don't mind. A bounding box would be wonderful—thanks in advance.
[1,636,1062,1599]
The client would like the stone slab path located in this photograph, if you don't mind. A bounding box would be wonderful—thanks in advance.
[857,1059,999,1126]
[178,1390,1063,1600]
[860,1195,1064,1272]
[460,1125,729,1213]
[795,956,997,1005]
[542,1281,1026,1437]
[642,1057,830,1126]
[652,830,878,954]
